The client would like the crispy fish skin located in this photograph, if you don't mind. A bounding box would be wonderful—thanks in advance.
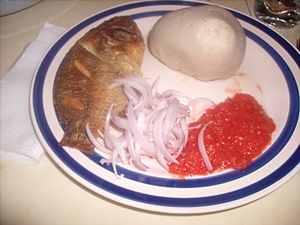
[53,16,145,154]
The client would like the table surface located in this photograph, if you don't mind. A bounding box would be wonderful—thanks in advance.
[1,1,299,225]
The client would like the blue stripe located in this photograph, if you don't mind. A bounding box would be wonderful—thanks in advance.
[32,0,300,207]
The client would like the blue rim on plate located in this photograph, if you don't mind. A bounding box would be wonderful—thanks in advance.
[31,0,300,213]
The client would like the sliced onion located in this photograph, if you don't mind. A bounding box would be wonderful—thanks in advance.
[125,131,148,171]
[151,77,160,96]
[123,84,139,105]
[126,102,154,155]
[152,108,177,163]
[110,113,128,129]
[85,123,110,154]
[86,76,215,176]
[188,97,216,121]
[197,122,213,171]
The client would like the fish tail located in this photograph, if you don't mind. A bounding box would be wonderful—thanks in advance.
[60,131,94,154]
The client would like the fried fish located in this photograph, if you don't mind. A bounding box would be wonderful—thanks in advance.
[53,16,145,154]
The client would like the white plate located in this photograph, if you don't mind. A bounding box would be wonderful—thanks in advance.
[0,0,42,16]
[30,0,300,214]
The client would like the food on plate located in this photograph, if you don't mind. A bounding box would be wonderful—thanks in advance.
[53,16,145,154]
[169,93,276,176]
[148,5,246,81]
[53,12,274,177]
[86,77,216,177]
[87,77,275,178]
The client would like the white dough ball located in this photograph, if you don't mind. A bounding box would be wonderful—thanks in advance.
[148,5,246,81]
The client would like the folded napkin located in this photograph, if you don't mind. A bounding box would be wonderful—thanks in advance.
[0,23,65,165]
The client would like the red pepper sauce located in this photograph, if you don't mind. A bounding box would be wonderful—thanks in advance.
[169,93,276,176]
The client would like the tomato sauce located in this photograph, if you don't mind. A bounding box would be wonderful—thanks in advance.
[169,93,276,176]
